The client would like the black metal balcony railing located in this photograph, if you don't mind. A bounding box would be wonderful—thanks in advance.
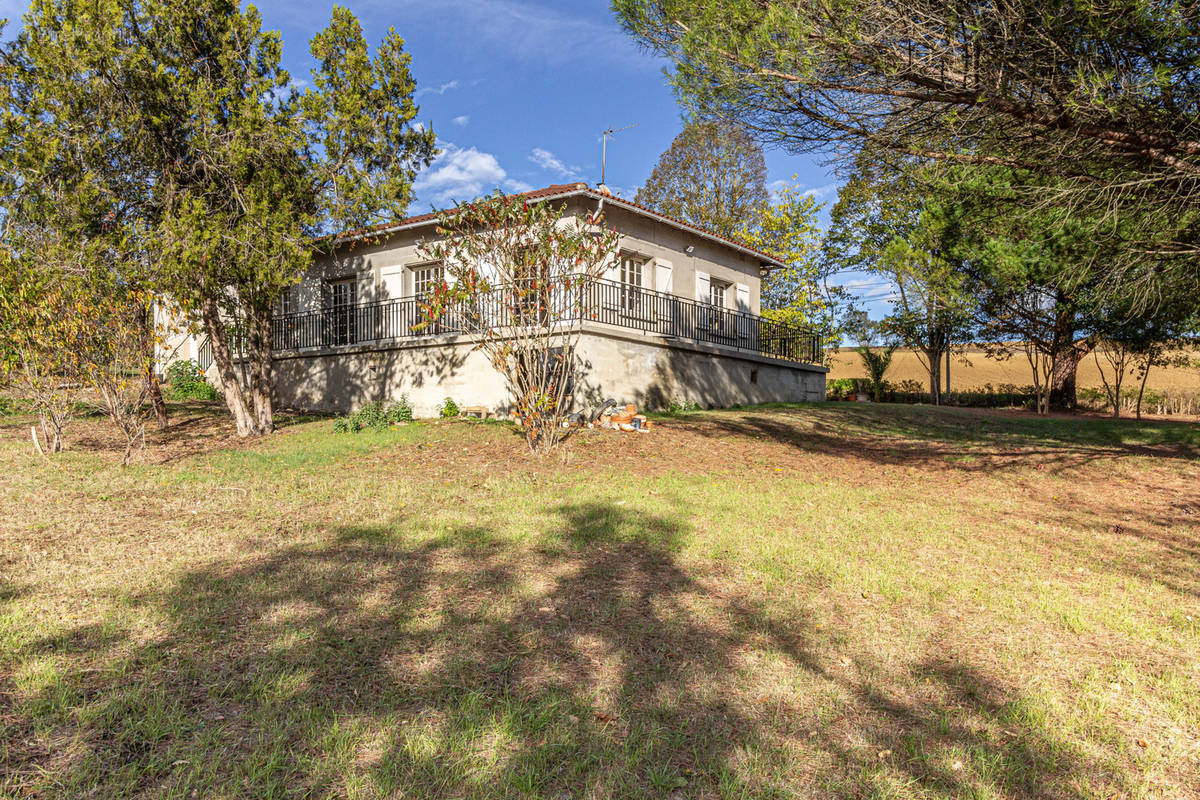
[271,277,822,365]
[197,337,214,372]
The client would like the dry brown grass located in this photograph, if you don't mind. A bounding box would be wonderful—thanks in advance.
[1,401,1197,798]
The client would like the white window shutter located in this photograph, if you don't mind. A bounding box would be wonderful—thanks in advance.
[736,282,750,313]
[603,253,620,283]
[655,259,673,293]
[378,266,405,300]
[695,270,710,303]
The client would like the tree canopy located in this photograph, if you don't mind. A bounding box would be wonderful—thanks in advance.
[734,179,839,345]
[635,119,768,236]
[823,157,976,402]
[0,0,436,437]
[615,0,1200,294]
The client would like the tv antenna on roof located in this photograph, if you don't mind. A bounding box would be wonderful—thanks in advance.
[600,123,638,187]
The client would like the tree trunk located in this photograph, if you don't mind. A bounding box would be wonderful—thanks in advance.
[1047,301,1094,412]
[146,367,169,428]
[201,296,260,437]
[925,347,943,405]
[1049,354,1081,411]
[1110,371,1122,418]
[138,302,168,428]
[1136,360,1152,420]
[250,309,275,434]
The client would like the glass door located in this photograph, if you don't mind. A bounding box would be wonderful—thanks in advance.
[328,278,357,346]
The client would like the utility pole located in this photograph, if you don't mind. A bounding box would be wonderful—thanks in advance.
[600,123,638,186]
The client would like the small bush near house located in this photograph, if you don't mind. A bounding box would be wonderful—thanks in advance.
[387,394,414,424]
[438,397,460,419]
[826,378,858,400]
[667,398,701,414]
[165,360,220,401]
[333,396,415,433]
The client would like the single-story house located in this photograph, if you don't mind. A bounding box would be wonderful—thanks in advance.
[159,182,827,417]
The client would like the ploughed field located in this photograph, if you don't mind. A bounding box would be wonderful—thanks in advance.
[1,401,1197,799]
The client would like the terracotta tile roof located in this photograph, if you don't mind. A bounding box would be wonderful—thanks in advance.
[320,182,787,268]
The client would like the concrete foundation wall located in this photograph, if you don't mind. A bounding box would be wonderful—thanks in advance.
[272,326,826,417]
[574,327,826,410]
[272,335,509,418]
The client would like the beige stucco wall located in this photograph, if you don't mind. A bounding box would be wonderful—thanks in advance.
[152,298,203,375]
[291,195,768,315]
[271,324,825,417]
[596,202,763,315]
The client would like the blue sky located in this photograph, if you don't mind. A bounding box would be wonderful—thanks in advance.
[252,0,842,210]
[0,0,895,313]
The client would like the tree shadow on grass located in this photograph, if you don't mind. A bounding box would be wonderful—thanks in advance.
[701,404,1199,476]
[697,406,1200,600]
[4,504,1130,798]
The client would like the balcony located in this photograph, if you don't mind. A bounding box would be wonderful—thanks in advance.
[271,277,823,366]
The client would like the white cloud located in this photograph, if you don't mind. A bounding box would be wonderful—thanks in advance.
[833,276,900,304]
[416,79,460,98]
[452,115,470,126]
[412,143,528,208]
[837,278,892,293]
[767,179,790,201]
[802,182,840,201]
[529,147,581,179]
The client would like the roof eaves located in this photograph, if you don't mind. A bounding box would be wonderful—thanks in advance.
[319,182,788,269]
[587,192,787,269]
[317,184,589,248]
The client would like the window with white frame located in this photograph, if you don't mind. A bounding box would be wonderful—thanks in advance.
[411,263,443,300]
[709,278,728,309]
[707,278,730,333]
[619,252,645,311]
[277,286,297,315]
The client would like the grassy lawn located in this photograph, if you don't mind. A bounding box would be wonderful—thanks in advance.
[1,402,1197,799]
